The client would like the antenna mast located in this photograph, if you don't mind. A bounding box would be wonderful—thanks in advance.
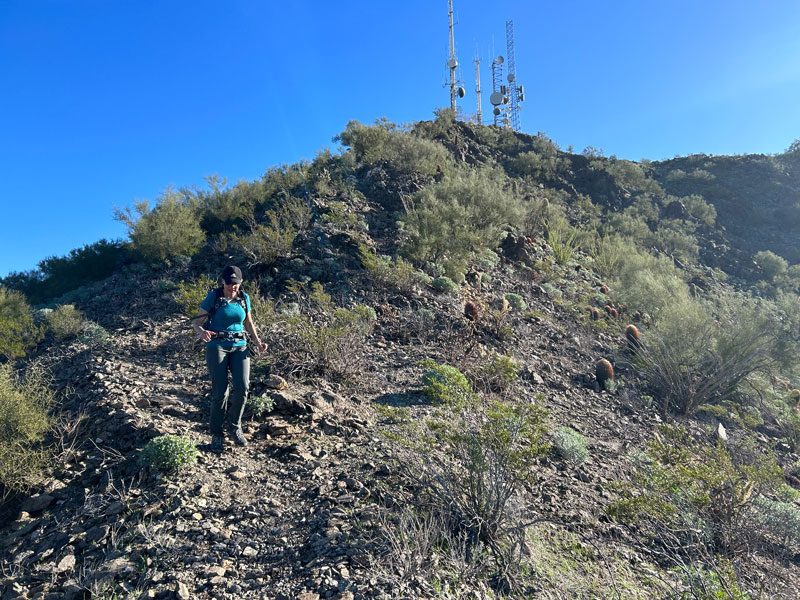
[505,20,524,131]
[475,57,482,125]
[447,0,458,111]
[490,55,506,127]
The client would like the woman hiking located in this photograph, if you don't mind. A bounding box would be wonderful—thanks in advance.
[193,265,267,454]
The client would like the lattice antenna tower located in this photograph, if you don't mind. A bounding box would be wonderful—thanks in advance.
[490,54,507,127]
[474,53,482,125]
[446,0,465,111]
[505,20,525,131]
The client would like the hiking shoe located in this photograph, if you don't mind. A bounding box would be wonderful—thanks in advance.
[210,434,224,454]
[232,427,248,447]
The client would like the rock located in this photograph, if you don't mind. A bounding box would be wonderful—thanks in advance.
[56,553,76,573]
[104,501,125,516]
[717,422,727,443]
[265,375,288,390]
[242,546,258,558]
[175,581,191,600]
[20,493,54,514]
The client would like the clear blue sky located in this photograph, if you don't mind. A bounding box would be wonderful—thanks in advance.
[2,0,800,277]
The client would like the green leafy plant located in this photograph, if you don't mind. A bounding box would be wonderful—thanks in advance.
[115,187,206,263]
[504,293,527,312]
[249,394,275,419]
[0,364,55,497]
[45,304,84,340]
[358,246,430,292]
[79,322,109,347]
[139,435,198,473]
[420,360,476,409]
[545,218,582,266]
[0,287,42,359]
[552,427,589,465]
[431,276,459,295]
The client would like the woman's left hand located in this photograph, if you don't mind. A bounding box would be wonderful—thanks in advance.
[257,341,268,354]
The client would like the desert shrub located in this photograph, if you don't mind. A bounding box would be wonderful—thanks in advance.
[651,223,700,264]
[420,360,476,409]
[504,293,526,312]
[0,364,55,496]
[431,276,459,295]
[402,168,524,263]
[258,282,375,381]
[682,194,717,226]
[545,218,582,266]
[115,187,206,263]
[754,250,788,282]
[174,275,218,319]
[139,435,198,473]
[751,496,800,551]
[45,304,84,340]
[249,394,275,419]
[552,427,589,465]
[474,248,500,270]
[235,197,310,267]
[0,287,42,360]
[79,322,109,347]
[608,425,782,558]
[336,119,450,177]
[400,399,549,594]
[358,247,430,292]
[638,295,774,416]
[506,150,569,181]
[474,352,520,394]
[589,234,623,278]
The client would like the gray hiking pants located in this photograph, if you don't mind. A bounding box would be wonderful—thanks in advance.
[206,345,250,436]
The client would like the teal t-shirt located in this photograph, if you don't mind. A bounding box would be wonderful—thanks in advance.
[201,290,250,348]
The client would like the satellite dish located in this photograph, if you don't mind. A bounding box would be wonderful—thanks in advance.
[457,86,465,98]
[496,56,504,64]
[507,73,515,82]
[493,107,501,116]
[489,91,504,106]
[447,58,458,69]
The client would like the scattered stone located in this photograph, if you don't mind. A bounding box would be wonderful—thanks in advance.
[266,375,288,390]
[56,553,76,573]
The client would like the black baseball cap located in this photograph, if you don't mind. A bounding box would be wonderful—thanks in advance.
[221,265,243,284]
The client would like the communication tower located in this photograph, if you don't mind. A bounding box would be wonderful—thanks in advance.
[490,55,508,127]
[505,20,525,131]
[446,0,465,111]
[475,57,482,125]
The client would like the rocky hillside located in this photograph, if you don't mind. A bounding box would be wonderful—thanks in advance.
[2,116,800,600]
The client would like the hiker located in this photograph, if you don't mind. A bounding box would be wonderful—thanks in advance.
[193,265,267,454]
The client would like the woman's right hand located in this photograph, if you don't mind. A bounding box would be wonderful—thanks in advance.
[198,328,214,343]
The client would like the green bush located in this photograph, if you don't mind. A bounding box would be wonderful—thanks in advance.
[431,276,459,295]
[608,425,782,557]
[115,187,206,263]
[45,304,84,340]
[249,394,275,419]
[174,275,217,319]
[477,352,520,393]
[234,197,310,267]
[751,496,800,549]
[420,360,476,409]
[0,364,55,496]
[402,168,524,263]
[79,322,109,347]
[754,250,789,282]
[358,246,430,292]
[139,435,198,473]
[0,287,42,359]
[336,119,450,177]
[474,248,500,270]
[261,282,375,381]
[506,149,569,181]
[545,218,582,266]
[552,427,589,465]
[504,293,527,312]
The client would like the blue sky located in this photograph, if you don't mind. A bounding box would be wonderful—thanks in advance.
[2,0,800,277]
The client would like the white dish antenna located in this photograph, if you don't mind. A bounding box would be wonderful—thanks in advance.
[489,91,504,106]
[496,55,504,64]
